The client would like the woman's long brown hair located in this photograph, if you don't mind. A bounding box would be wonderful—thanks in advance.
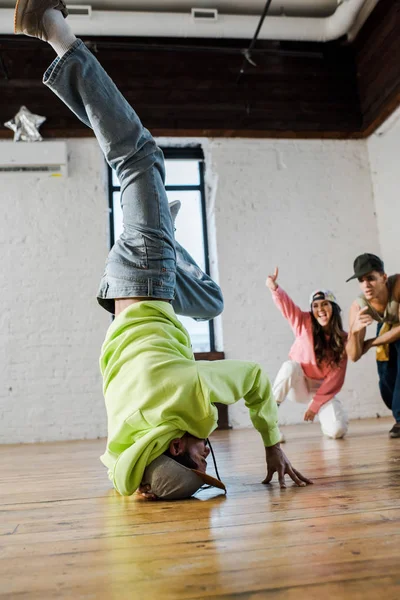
[311,302,346,367]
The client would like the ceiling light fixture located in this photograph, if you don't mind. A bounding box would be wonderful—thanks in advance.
[191,8,218,22]
[66,4,92,18]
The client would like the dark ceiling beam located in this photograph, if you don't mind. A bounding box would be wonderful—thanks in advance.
[0,0,398,140]
[0,35,361,139]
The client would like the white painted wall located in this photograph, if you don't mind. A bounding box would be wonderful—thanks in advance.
[200,138,388,428]
[368,107,400,275]
[0,140,110,443]
[0,135,391,443]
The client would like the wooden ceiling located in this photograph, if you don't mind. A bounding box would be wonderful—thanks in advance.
[0,0,398,139]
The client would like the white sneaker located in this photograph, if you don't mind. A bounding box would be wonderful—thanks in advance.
[14,0,68,39]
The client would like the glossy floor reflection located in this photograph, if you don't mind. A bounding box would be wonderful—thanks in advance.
[1,418,399,599]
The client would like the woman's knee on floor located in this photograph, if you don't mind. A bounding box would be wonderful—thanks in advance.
[322,420,348,439]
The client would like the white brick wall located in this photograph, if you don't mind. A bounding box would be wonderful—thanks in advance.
[202,138,389,428]
[0,133,396,443]
[0,140,110,443]
[368,107,400,275]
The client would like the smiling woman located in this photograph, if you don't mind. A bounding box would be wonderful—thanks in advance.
[266,267,349,440]
[310,293,346,370]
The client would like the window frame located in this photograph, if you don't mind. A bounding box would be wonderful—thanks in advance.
[107,146,217,354]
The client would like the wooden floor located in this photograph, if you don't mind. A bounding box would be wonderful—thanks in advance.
[1,418,399,599]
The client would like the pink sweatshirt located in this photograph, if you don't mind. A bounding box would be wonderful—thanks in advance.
[271,286,347,413]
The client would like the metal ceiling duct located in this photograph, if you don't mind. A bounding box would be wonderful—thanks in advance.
[0,0,379,42]
[60,0,341,18]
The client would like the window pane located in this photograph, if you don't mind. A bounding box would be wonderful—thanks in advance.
[166,189,209,352]
[166,189,206,272]
[112,170,120,187]
[112,190,206,274]
[112,191,123,241]
[109,156,211,354]
[165,160,200,187]
[179,315,210,353]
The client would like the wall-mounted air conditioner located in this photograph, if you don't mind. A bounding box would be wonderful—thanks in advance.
[0,141,68,177]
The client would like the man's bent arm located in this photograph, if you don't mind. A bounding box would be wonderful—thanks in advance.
[367,275,400,347]
[198,359,280,447]
[198,360,313,488]
[370,324,400,346]
[346,302,367,362]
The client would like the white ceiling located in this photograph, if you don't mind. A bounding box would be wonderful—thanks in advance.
[0,1,340,18]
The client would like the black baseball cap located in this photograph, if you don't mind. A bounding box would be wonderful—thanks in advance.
[346,253,385,282]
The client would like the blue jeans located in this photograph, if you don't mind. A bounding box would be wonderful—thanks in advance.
[376,323,400,423]
[43,40,223,320]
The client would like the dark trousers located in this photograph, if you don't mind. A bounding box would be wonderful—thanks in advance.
[377,323,400,423]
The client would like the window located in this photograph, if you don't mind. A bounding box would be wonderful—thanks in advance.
[108,147,216,353]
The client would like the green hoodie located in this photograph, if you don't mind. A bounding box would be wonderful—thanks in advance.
[100,301,280,495]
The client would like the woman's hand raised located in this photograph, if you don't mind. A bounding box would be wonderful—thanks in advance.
[266,267,279,292]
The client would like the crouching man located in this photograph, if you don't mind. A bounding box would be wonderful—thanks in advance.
[346,253,400,438]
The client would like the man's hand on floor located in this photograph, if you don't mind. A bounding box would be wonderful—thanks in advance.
[263,444,313,489]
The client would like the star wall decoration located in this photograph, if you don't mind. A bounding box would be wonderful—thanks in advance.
[4,106,46,142]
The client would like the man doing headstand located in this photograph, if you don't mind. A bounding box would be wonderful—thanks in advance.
[14,0,312,498]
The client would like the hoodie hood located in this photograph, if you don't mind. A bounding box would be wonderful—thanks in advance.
[99,301,218,496]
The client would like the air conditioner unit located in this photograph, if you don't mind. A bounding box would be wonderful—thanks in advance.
[0,141,68,177]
